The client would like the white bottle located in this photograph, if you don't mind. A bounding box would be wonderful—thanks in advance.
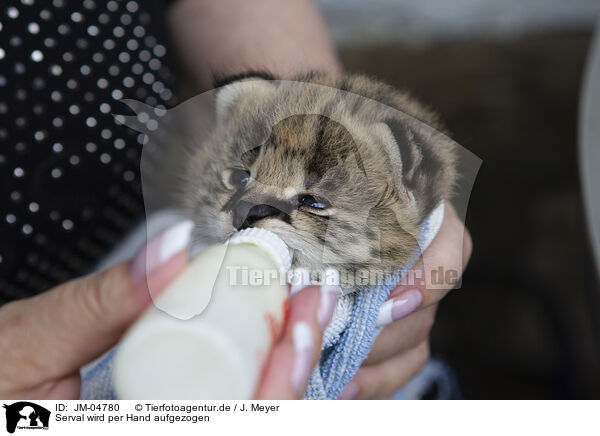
[113,227,292,399]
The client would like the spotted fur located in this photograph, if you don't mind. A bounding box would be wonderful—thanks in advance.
[179,73,457,283]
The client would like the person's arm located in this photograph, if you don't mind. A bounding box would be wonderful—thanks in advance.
[166,0,343,93]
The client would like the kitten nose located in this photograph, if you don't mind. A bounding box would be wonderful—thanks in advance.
[233,202,286,230]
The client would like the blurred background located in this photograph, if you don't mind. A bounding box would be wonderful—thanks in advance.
[313,0,600,398]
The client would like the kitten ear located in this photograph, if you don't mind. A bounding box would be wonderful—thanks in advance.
[379,118,456,216]
[214,75,274,124]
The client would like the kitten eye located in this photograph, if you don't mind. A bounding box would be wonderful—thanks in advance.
[298,194,330,210]
[228,168,251,188]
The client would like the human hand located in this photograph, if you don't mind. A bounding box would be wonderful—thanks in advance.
[0,219,337,400]
[0,221,193,399]
[254,282,338,399]
[338,204,472,399]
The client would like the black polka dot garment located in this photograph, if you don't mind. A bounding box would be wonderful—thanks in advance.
[0,0,178,305]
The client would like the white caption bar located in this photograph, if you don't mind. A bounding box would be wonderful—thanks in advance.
[0,400,597,436]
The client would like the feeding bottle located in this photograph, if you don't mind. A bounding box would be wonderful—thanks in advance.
[113,227,291,399]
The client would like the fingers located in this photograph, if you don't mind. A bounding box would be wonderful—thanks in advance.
[363,204,471,383]
[365,304,438,365]
[254,283,338,400]
[339,340,430,400]
[376,204,472,328]
[0,220,192,393]
[412,203,472,304]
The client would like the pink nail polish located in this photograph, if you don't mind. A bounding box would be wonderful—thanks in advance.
[290,321,314,396]
[318,284,339,332]
[317,267,340,330]
[289,268,311,295]
[376,289,423,327]
[129,220,193,284]
[338,381,359,400]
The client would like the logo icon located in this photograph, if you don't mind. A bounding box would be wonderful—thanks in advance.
[3,402,50,434]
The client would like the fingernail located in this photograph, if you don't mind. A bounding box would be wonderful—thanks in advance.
[289,268,311,295]
[376,289,423,327]
[318,268,339,331]
[338,381,360,400]
[290,321,314,396]
[159,220,195,263]
[130,220,194,283]
[321,267,340,290]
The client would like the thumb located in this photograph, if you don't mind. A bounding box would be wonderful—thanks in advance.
[0,220,192,384]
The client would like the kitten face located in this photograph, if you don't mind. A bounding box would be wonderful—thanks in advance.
[181,74,456,275]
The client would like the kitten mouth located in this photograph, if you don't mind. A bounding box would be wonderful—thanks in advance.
[235,218,292,240]
[238,213,291,231]
[233,201,292,230]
